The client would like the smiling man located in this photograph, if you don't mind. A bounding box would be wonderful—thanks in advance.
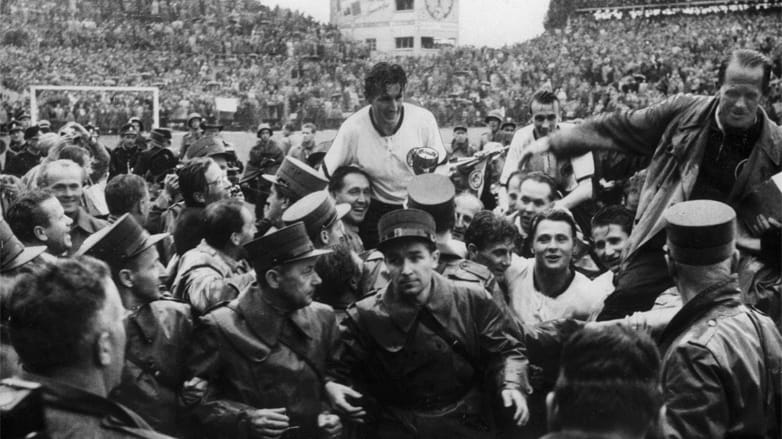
[505,208,602,325]
[38,159,108,255]
[323,62,446,249]
[329,165,372,253]
[326,208,531,438]
[7,189,73,256]
[523,49,782,321]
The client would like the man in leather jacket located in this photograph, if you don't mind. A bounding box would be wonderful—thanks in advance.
[325,208,531,438]
[659,200,782,439]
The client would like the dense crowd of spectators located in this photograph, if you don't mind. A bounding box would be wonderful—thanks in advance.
[0,1,780,133]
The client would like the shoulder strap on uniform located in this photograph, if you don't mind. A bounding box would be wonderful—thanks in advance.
[417,308,481,374]
[746,307,782,430]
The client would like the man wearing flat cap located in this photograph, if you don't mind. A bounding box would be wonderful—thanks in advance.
[658,200,782,439]
[185,222,343,439]
[5,125,42,177]
[258,156,329,235]
[76,214,193,436]
[134,128,178,187]
[326,208,531,438]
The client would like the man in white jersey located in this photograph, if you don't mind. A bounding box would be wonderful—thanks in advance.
[322,62,446,249]
[500,90,594,212]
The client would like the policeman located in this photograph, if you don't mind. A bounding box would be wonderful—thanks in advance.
[282,190,350,249]
[326,208,531,438]
[109,123,142,180]
[185,222,342,439]
[406,174,497,294]
[134,128,178,188]
[282,191,357,315]
[257,156,329,235]
[659,200,782,438]
[76,214,193,436]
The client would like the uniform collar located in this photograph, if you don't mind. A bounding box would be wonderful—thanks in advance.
[382,272,454,333]
[235,284,314,346]
[127,303,157,342]
[659,277,741,353]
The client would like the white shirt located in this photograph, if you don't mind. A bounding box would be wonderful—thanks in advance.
[323,103,446,205]
[505,257,604,325]
[501,123,594,191]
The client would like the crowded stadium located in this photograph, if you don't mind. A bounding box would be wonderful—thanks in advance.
[0,0,781,438]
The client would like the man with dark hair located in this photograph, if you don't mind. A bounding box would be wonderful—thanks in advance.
[465,210,518,303]
[172,157,231,257]
[6,256,172,438]
[5,126,42,177]
[323,62,446,249]
[513,172,559,256]
[105,174,150,226]
[37,159,107,255]
[524,49,782,321]
[185,222,342,439]
[76,214,192,436]
[328,165,372,253]
[506,208,602,325]
[543,326,663,439]
[590,205,635,301]
[326,208,531,438]
[7,189,73,256]
[658,200,782,438]
[500,90,594,216]
[172,199,255,314]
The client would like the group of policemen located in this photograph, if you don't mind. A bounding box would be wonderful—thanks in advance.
[1,52,782,439]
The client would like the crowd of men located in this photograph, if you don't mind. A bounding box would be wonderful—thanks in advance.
[0,49,781,439]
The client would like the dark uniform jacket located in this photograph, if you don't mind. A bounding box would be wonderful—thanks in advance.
[185,285,340,438]
[4,148,40,177]
[660,279,782,439]
[328,272,531,436]
[243,138,284,178]
[109,298,193,436]
[133,146,178,184]
[19,372,173,439]
[110,144,142,180]
[179,131,201,160]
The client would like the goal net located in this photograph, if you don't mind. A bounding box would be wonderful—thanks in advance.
[29,85,160,133]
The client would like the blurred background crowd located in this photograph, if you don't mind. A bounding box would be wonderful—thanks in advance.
[1,0,780,133]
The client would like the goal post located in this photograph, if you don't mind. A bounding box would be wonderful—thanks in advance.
[29,85,160,128]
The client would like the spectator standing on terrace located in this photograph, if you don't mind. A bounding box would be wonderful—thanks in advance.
[524,49,782,321]
[322,62,446,249]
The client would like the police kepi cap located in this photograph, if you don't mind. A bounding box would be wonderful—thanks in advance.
[664,200,736,266]
[244,222,331,273]
[406,174,455,230]
[262,156,328,202]
[75,214,168,268]
[377,208,436,250]
[282,191,350,242]
[0,220,46,273]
